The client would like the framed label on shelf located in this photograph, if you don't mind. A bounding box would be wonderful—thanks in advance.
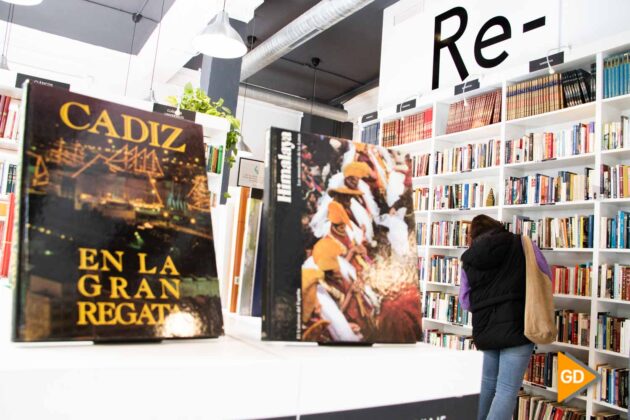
[237,157,264,189]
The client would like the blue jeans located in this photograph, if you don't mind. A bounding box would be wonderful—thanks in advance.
[477,343,534,420]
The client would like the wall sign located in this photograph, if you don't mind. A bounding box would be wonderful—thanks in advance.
[454,78,480,95]
[396,99,417,113]
[16,73,69,90]
[529,51,564,73]
[361,111,379,123]
[237,157,264,189]
[152,103,195,121]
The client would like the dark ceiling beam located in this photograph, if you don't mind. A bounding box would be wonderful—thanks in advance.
[328,76,379,105]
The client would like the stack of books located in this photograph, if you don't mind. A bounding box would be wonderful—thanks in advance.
[507,68,595,120]
[504,169,595,205]
[411,153,430,177]
[552,264,592,297]
[505,122,595,164]
[429,255,460,285]
[434,140,500,174]
[360,122,380,145]
[600,211,630,249]
[596,313,629,356]
[445,89,501,134]
[598,263,630,301]
[555,309,590,346]
[510,215,595,249]
[602,116,628,150]
[433,182,494,210]
[423,291,471,326]
[430,220,471,247]
[600,164,629,199]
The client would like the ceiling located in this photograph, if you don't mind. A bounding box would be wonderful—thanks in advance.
[0,0,394,106]
[0,0,175,54]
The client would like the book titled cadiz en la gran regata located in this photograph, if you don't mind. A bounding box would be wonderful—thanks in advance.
[12,83,223,342]
[262,128,422,343]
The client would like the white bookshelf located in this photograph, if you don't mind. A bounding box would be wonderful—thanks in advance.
[380,47,630,418]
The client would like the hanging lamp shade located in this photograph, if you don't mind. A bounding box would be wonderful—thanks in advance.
[2,0,42,5]
[193,10,247,59]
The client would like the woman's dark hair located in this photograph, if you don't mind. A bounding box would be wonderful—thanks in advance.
[471,215,504,240]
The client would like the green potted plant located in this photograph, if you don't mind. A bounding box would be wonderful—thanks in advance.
[167,82,241,167]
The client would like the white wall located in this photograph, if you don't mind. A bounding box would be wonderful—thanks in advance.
[379,0,630,111]
[229,96,303,185]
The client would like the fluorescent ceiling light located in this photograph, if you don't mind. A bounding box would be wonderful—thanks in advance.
[2,0,43,5]
[192,10,247,59]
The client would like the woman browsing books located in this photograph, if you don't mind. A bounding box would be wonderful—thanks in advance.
[459,215,551,420]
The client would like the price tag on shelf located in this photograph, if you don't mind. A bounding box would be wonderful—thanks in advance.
[361,111,378,123]
[16,73,69,90]
[396,99,417,113]
[152,103,195,121]
[529,51,564,72]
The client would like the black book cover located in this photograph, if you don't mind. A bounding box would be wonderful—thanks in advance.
[263,128,422,343]
[12,84,223,342]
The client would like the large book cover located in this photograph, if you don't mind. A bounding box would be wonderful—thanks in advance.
[263,128,422,343]
[12,84,223,342]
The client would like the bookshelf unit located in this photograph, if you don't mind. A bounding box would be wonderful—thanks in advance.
[379,47,630,418]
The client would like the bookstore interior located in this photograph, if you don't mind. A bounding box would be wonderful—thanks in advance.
[0,0,629,419]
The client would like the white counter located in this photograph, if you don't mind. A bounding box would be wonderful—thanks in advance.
[0,284,482,420]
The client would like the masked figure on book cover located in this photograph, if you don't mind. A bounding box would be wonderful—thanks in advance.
[296,134,422,343]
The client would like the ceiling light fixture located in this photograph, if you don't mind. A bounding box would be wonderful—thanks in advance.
[1,0,42,5]
[193,0,247,59]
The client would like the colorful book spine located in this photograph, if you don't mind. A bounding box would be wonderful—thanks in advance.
[523,352,559,389]
[430,220,471,247]
[552,263,592,297]
[504,169,594,205]
[600,211,630,249]
[596,313,629,356]
[423,291,472,326]
[416,222,428,246]
[600,164,630,198]
[445,89,501,134]
[429,255,460,285]
[602,116,629,150]
[434,139,500,174]
[382,108,432,147]
[422,330,475,350]
[413,187,430,211]
[360,122,380,145]
[510,214,595,249]
[604,50,630,99]
[432,182,494,210]
[598,263,630,301]
[555,309,590,346]
[411,153,430,177]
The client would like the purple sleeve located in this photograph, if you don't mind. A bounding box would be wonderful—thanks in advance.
[532,242,552,280]
[459,268,471,311]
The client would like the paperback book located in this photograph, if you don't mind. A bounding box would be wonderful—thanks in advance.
[263,128,422,343]
[12,84,223,342]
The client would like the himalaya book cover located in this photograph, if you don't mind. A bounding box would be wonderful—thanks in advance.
[12,84,223,342]
[263,128,422,343]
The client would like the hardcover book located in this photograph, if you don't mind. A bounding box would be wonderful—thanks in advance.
[263,128,422,343]
[12,84,223,342]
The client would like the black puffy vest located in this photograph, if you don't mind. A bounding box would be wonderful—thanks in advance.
[461,230,531,350]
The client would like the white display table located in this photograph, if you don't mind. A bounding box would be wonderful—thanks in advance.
[0,285,482,420]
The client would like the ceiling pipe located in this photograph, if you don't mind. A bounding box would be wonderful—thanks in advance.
[240,0,373,81]
[239,83,349,122]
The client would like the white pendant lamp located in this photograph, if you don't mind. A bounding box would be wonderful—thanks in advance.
[193,1,247,59]
[2,0,43,5]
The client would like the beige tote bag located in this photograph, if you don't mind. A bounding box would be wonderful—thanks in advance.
[521,235,557,344]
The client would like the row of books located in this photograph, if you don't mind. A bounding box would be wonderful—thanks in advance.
[1,162,17,194]
[600,164,629,199]
[595,364,628,409]
[515,393,586,420]
[603,50,630,99]
[413,187,430,211]
[523,352,559,389]
[600,211,629,249]
[551,263,592,297]
[429,255,460,285]
[360,122,379,145]
[382,108,432,147]
[602,117,628,150]
[555,309,590,347]
[418,256,425,282]
[505,123,595,165]
[434,139,500,174]
[599,263,630,301]
[423,291,472,327]
[504,169,595,205]
[445,89,501,134]
[430,220,471,247]
[411,153,430,177]
[0,95,20,141]
[507,69,595,121]
[205,145,224,174]
[510,215,595,249]
[433,182,494,210]
[422,330,474,350]
[416,222,427,246]
[596,313,629,356]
